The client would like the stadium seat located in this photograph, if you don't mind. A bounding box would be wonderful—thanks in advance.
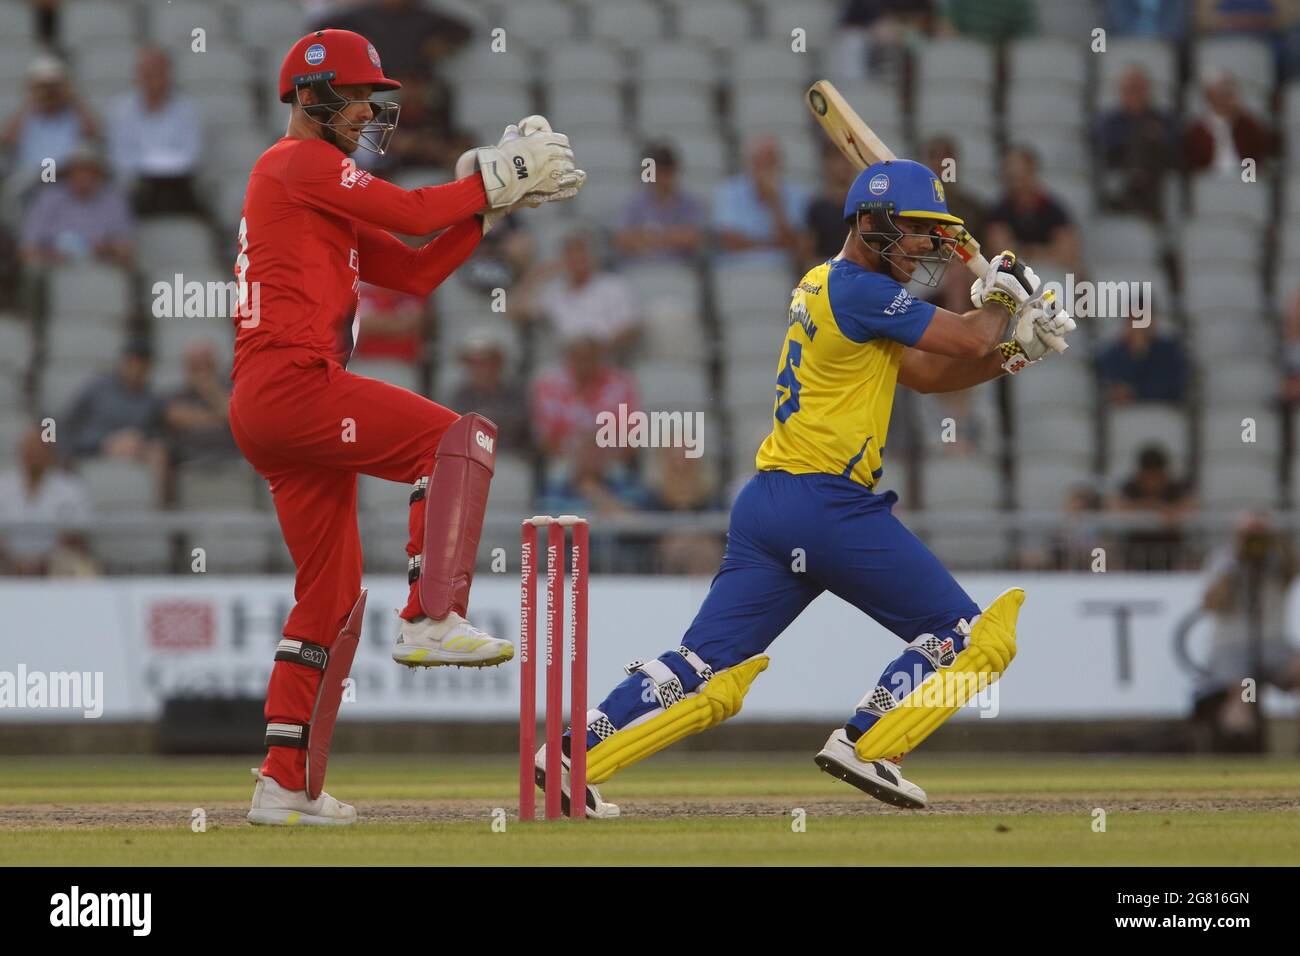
[1107,405,1191,474]
[500,0,578,45]
[1006,87,1088,132]
[1086,215,1163,269]
[0,315,32,376]
[1201,458,1279,510]
[62,0,139,47]
[730,42,814,86]
[0,1,33,41]
[174,49,254,89]
[1191,176,1271,229]
[546,85,625,130]
[234,2,308,55]
[713,263,797,317]
[722,356,778,410]
[1200,408,1280,455]
[1007,37,1087,94]
[454,82,538,141]
[175,460,258,510]
[147,1,232,44]
[636,359,711,409]
[1010,357,1093,414]
[646,130,729,179]
[1182,271,1265,315]
[1017,407,1097,459]
[1201,356,1281,406]
[623,263,706,360]
[487,452,534,514]
[919,455,1003,510]
[1190,312,1274,359]
[1098,38,1177,109]
[916,88,992,135]
[590,0,668,45]
[819,77,904,129]
[542,42,625,84]
[445,46,535,85]
[915,38,995,92]
[635,41,716,92]
[730,82,808,131]
[676,1,755,49]
[1017,458,1095,511]
[358,473,408,514]
[44,267,131,329]
[638,88,718,130]
[45,318,125,368]
[757,0,839,47]
[922,529,1010,570]
[81,458,160,511]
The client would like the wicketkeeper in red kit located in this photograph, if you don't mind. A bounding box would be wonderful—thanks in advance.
[233,29,585,825]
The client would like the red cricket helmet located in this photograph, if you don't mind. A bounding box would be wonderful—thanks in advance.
[279,29,401,155]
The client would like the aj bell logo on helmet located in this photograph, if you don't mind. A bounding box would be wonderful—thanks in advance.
[868,173,890,195]
[304,43,326,65]
[512,156,529,180]
[476,431,495,454]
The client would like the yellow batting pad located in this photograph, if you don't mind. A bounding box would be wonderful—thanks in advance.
[586,655,769,785]
[855,588,1024,761]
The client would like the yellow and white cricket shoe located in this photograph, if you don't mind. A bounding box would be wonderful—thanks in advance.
[814,728,928,809]
[392,610,515,668]
[246,769,358,826]
[535,743,621,818]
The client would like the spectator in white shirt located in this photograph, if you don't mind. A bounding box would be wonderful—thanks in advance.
[520,224,640,355]
[107,46,203,216]
[0,56,99,207]
[0,424,97,576]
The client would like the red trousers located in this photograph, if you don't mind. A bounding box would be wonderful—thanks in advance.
[230,347,458,789]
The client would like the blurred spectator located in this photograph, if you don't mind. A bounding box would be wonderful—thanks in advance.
[938,0,1037,43]
[919,386,994,457]
[519,224,639,354]
[921,135,987,315]
[803,143,860,265]
[106,47,203,217]
[0,56,98,195]
[462,214,534,294]
[20,143,133,268]
[1197,511,1300,748]
[1282,288,1300,406]
[834,1,935,80]
[315,0,471,79]
[615,141,707,264]
[369,72,471,174]
[355,282,426,363]
[1095,318,1189,404]
[1184,71,1278,176]
[1095,66,1178,219]
[62,341,164,465]
[713,134,810,270]
[645,448,724,574]
[162,341,237,465]
[1109,444,1196,570]
[1195,0,1288,35]
[0,423,97,576]
[1104,0,1189,36]
[447,328,530,453]
[531,333,648,515]
[985,145,1080,272]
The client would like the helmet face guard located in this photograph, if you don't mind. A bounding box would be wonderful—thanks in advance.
[852,202,957,288]
[295,78,400,156]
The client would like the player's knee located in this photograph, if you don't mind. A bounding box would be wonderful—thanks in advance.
[625,646,718,708]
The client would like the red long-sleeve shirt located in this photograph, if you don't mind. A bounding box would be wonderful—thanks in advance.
[232,136,486,378]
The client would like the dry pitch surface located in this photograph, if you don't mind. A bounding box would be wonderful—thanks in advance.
[1,754,1297,865]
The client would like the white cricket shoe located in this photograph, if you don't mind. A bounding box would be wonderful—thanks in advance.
[534,743,621,818]
[814,728,928,809]
[246,769,358,826]
[393,610,514,668]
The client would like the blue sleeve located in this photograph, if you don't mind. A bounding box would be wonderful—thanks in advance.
[828,267,936,346]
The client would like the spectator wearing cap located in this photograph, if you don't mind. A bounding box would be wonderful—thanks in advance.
[162,341,238,465]
[615,141,707,264]
[1184,70,1278,177]
[106,46,203,217]
[1095,65,1179,219]
[1108,443,1196,570]
[20,143,133,268]
[1095,312,1189,405]
[985,144,1079,272]
[713,133,811,270]
[0,423,97,576]
[518,224,639,355]
[447,330,530,453]
[0,56,99,195]
[62,341,164,466]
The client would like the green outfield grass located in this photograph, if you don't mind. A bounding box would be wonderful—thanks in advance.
[1,754,1297,866]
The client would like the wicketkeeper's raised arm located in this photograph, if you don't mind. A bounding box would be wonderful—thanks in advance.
[284,138,487,235]
[356,220,483,297]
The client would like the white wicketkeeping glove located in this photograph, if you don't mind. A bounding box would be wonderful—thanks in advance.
[469,127,580,209]
[970,250,1039,314]
[458,117,586,233]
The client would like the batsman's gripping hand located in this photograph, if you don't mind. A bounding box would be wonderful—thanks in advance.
[970,250,1038,314]
[997,289,1075,374]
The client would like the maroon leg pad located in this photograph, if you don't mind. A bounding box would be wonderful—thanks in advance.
[306,588,367,800]
[418,413,498,619]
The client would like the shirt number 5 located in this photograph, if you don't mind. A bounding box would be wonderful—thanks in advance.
[775,341,803,422]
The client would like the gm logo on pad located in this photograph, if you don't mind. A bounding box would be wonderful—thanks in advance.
[305,43,326,65]
[868,173,889,195]
[476,431,495,454]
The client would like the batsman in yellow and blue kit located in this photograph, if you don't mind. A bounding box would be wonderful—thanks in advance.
[540,159,1075,815]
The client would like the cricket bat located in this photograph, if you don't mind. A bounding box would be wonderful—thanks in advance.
[806,80,1067,353]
